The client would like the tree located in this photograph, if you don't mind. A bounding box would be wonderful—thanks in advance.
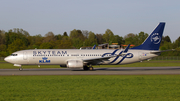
[7,39,26,54]
[163,36,171,43]
[88,31,97,45]
[160,41,172,50]
[84,31,97,46]
[173,36,180,48]
[114,35,124,45]
[39,42,52,49]
[82,30,89,39]
[137,32,148,45]
[0,30,6,45]
[71,38,84,49]
[124,33,136,45]
[124,32,148,46]
[96,34,103,44]
[30,34,43,49]
[0,44,7,57]
[69,29,85,48]
[103,29,115,44]
[55,40,73,49]
[70,29,84,39]
[55,34,63,40]
[43,32,56,42]
[63,32,68,36]
[5,29,30,49]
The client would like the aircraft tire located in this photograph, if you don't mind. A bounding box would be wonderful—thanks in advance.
[19,67,23,71]
[83,66,89,70]
[89,67,94,71]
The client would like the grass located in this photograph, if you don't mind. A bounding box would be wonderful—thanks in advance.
[0,60,180,69]
[0,60,6,62]
[0,63,61,69]
[0,75,180,101]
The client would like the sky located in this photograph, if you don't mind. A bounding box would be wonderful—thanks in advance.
[0,0,180,42]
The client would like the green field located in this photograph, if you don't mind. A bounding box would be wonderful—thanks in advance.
[0,60,180,69]
[1,60,180,101]
[0,75,180,101]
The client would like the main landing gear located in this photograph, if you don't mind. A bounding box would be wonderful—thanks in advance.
[83,65,94,71]
[89,66,94,71]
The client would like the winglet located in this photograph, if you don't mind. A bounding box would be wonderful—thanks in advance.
[92,45,96,49]
[124,44,130,53]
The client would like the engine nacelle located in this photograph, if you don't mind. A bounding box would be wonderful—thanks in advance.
[67,60,83,68]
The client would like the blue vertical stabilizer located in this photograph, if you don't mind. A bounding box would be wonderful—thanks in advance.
[131,22,165,50]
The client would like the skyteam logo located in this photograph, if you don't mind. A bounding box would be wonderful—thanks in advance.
[151,33,161,44]
[39,57,50,63]
[102,49,133,64]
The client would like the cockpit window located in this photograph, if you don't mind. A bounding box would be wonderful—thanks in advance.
[11,54,18,56]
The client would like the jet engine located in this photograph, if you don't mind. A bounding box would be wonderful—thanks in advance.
[67,60,83,68]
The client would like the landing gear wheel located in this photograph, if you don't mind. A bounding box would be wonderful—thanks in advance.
[89,67,94,71]
[19,67,23,71]
[83,66,89,70]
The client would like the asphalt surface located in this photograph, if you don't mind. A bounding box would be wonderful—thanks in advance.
[0,67,180,75]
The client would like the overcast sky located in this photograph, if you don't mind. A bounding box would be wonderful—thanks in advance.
[1,0,180,42]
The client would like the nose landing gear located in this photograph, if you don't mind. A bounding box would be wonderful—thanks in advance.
[19,67,23,71]
[13,64,23,71]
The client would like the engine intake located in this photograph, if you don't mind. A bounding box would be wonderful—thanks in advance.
[67,60,83,68]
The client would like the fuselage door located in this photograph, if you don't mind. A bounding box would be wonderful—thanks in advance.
[23,52,27,60]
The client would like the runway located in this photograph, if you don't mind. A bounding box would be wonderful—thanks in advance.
[1,67,180,75]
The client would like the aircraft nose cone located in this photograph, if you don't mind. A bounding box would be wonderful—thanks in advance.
[4,57,7,61]
[4,56,10,63]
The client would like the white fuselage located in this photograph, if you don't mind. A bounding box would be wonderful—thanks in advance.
[5,49,158,66]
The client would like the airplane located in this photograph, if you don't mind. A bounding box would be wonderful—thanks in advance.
[4,22,168,71]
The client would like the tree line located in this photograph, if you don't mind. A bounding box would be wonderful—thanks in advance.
[0,28,180,57]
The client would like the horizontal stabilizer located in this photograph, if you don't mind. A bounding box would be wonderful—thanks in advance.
[150,49,175,54]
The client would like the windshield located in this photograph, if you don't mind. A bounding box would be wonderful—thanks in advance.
[11,54,18,56]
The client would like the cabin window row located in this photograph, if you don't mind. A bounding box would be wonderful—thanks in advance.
[33,55,65,56]
[33,54,111,57]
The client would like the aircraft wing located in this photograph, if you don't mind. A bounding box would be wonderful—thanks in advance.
[82,55,117,65]
[83,44,131,65]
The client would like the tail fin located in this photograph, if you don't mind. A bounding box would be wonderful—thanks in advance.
[131,22,165,50]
